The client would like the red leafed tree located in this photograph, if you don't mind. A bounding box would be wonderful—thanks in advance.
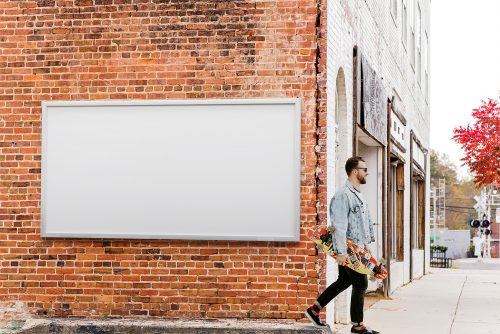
[452,98,500,187]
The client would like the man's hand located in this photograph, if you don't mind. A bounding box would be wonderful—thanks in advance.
[336,254,348,265]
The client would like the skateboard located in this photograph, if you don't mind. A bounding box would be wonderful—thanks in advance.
[308,226,388,280]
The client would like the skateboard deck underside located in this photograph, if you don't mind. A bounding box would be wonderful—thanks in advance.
[308,227,388,280]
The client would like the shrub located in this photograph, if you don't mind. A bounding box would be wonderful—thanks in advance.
[430,245,448,252]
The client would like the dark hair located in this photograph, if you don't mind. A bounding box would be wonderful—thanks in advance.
[345,156,365,175]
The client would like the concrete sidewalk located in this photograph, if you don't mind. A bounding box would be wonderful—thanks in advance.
[334,258,500,334]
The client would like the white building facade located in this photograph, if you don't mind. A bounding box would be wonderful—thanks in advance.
[325,0,431,325]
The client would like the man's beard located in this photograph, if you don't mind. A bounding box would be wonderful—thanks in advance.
[358,175,367,184]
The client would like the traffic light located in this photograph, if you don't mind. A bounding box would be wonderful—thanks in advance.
[469,219,480,228]
[470,218,491,236]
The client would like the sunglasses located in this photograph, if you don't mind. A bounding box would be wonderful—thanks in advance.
[356,167,368,172]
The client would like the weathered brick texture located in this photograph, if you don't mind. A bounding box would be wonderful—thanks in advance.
[0,0,327,321]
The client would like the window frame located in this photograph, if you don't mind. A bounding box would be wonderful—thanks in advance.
[412,178,425,249]
[416,3,422,87]
[409,0,415,71]
[391,165,398,261]
[402,0,408,50]
[390,162,405,261]
[390,0,398,26]
[424,31,429,102]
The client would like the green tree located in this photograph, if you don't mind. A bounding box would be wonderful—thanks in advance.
[430,150,458,186]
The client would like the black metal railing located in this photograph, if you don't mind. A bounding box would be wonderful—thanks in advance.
[430,248,452,268]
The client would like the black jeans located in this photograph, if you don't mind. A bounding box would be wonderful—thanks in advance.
[316,264,368,324]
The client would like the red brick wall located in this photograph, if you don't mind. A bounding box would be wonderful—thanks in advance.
[0,0,327,321]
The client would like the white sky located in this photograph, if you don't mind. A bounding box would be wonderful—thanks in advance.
[430,0,500,179]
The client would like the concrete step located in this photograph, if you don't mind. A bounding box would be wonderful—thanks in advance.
[12,319,332,334]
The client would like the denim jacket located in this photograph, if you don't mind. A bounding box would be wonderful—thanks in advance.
[329,181,375,255]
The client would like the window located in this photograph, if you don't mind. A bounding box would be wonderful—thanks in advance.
[391,0,398,24]
[424,32,429,101]
[409,0,414,32]
[402,0,408,48]
[409,0,415,70]
[412,179,425,249]
[416,4,422,86]
[390,163,405,261]
[391,166,397,260]
[412,180,418,246]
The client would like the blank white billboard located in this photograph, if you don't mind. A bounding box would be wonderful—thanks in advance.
[41,99,301,241]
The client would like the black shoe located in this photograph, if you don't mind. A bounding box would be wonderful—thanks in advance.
[351,325,380,334]
[304,308,327,327]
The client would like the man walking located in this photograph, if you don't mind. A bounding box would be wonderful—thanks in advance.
[305,156,379,334]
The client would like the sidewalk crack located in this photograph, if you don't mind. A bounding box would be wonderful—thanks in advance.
[449,274,468,334]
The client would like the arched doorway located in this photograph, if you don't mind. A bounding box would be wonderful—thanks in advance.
[334,68,348,191]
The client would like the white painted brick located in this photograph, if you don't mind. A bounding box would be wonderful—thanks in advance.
[325,0,431,325]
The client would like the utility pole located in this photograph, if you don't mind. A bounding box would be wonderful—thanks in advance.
[438,178,446,229]
[430,178,446,245]
[474,187,491,258]
[430,187,436,244]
